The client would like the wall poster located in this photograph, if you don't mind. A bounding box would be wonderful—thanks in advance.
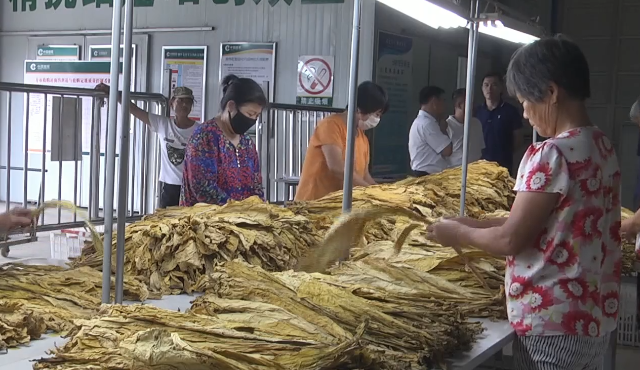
[219,42,276,102]
[371,31,414,176]
[160,46,207,122]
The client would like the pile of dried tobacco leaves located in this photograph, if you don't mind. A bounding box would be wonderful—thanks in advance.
[0,264,154,350]
[34,260,487,369]
[69,161,515,297]
[71,197,324,295]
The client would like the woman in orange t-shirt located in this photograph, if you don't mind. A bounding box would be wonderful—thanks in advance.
[295,81,389,201]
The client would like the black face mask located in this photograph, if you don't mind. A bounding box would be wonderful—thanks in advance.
[229,111,256,135]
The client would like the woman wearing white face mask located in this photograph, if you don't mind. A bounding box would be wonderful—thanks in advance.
[295,81,388,201]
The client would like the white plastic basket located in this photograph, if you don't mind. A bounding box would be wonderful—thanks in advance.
[617,278,639,347]
[49,232,83,260]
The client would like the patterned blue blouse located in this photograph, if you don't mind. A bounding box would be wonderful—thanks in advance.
[180,120,264,206]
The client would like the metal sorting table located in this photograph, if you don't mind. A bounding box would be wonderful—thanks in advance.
[443,319,515,370]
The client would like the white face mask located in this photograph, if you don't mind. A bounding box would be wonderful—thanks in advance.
[359,116,380,130]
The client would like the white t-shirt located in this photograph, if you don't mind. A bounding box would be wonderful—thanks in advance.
[446,115,485,167]
[148,113,200,185]
[408,110,451,174]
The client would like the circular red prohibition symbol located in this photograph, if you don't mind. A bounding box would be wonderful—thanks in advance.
[299,58,332,96]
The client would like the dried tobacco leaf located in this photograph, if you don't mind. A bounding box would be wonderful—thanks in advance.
[0,264,153,349]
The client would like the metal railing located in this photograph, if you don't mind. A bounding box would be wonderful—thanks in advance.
[0,82,167,247]
[257,103,342,203]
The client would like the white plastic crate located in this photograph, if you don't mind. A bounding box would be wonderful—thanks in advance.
[617,278,639,347]
[49,232,83,260]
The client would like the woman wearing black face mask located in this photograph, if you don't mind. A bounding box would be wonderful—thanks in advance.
[180,74,267,206]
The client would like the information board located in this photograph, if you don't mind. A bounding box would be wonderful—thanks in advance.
[161,46,207,122]
[371,31,414,176]
[220,42,276,101]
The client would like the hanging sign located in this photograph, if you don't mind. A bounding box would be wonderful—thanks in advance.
[36,45,80,61]
[220,42,276,101]
[89,44,136,62]
[161,46,207,122]
[88,44,137,87]
[296,55,334,107]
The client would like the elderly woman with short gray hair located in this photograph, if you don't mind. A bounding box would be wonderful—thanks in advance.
[427,35,622,370]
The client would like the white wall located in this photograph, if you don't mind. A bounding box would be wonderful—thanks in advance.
[0,0,376,204]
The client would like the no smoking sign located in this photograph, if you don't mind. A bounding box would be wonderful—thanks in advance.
[296,55,334,107]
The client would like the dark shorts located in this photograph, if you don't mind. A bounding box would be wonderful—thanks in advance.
[159,182,181,208]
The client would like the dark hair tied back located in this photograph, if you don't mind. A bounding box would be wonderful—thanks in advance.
[219,74,267,111]
[222,74,240,95]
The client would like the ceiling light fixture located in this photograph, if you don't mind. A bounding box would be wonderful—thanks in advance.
[376,0,469,30]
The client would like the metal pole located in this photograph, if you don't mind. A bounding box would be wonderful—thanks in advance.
[459,0,480,217]
[341,0,362,213]
[114,0,135,304]
[532,128,538,143]
[101,0,123,304]
[5,93,11,213]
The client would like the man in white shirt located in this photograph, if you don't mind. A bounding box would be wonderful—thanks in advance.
[96,84,201,208]
[409,86,452,176]
[446,88,485,168]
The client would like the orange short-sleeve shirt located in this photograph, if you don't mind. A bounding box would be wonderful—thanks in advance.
[295,114,370,201]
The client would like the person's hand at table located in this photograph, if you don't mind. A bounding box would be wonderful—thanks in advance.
[621,218,638,242]
[426,219,464,249]
[95,83,110,94]
[0,208,34,233]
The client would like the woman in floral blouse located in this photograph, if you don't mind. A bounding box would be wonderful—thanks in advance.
[428,36,622,369]
[180,74,266,206]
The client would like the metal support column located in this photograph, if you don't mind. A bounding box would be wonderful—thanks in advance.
[459,0,480,217]
[101,0,124,304]
[341,0,362,213]
[114,0,135,304]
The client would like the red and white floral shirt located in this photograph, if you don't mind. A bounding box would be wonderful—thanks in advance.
[507,126,622,337]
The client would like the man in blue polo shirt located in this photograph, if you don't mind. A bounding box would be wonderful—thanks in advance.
[475,72,523,176]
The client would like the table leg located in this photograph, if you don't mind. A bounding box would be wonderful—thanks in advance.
[603,330,617,370]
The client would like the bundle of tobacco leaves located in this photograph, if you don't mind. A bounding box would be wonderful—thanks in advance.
[0,300,47,349]
[288,161,515,241]
[33,303,400,370]
[621,208,639,276]
[0,263,153,349]
[193,260,483,367]
[71,197,323,295]
[33,257,485,370]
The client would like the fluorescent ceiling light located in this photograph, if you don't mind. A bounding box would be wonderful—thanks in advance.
[476,14,541,44]
[377,0,468,30]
